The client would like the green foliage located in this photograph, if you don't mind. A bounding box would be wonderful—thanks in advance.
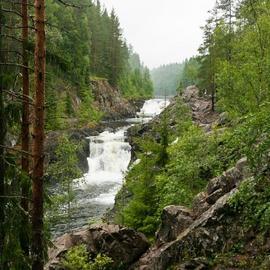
[118,99,227,237]
[62,245,113,270]
[121,137,165,236]
[77,87,103,127]
[151,58,201,97]
[157,125,221,210]
[178,57,200,91]
[119,49,153,98]
[45,0,153,130]
[46,135,83,229]
[229,178,270,232]
[227,104,270,232]
[197,0,270,115]
[0,154,32,269]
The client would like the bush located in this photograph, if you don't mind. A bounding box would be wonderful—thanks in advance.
[62,245,113,270]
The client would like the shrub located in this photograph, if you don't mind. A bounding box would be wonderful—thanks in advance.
[62,245,113,270]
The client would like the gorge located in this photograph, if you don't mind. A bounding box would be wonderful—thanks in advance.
[52,98,170,236]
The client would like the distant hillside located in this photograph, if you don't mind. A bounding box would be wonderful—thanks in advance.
[151,63,184,96]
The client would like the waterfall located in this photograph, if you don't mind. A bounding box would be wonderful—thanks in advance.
[53,98,170,235]
[82,128,131,204]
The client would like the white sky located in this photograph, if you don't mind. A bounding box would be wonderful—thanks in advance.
[99,0,217,69]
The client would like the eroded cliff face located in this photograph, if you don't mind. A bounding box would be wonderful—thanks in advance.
[91,79,143,120]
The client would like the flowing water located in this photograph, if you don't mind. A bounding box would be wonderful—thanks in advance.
[53,98,169,236]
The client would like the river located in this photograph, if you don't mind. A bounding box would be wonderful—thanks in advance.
[53,98,169,236]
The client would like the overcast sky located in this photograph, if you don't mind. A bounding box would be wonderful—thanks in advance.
[99,0,216,69]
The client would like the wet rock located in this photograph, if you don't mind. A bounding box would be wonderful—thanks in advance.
[192,192,210,218]
[130,158,250,270]
[176,257,209,270]
[182,86,200,102]
[206,188,224,205]
[46,224,149,270]
[156,206,193,243]
[130,190,237,270]
[236,157,250,178]
[207,167,242,199]
[91,80,141,120]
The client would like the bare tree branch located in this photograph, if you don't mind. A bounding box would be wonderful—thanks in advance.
[1,8,22,17]
[0,62,34,71]
[0,50,23,57]
[0,144,33,157]
[1,24,36,31]
[56,0,82,8]
[0,34,22,43]
[3,89,35,106]
[0,195,32,202]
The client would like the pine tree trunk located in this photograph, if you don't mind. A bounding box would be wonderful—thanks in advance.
[20,0,30,257]
[0,5,7,264]
[31,0,46,269]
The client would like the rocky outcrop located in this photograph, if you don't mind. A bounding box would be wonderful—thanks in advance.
[182,86,220,131]
[192,157,250,217]
[46,224,150,270]
[130,190,238,270]
[156,206,193,244]
[91,79,142,120]
[130,158,250,270]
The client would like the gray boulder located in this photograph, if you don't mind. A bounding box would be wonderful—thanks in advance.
[46,224,149,269]
[182,86,200,102]
[156,206,193,243]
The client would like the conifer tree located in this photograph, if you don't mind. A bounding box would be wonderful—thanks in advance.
[20,0,31,256]
[32,0,46,268]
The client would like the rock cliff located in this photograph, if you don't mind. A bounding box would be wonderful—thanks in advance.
[91,79,143,120]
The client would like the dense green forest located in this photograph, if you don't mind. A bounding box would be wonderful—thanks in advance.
[2,0,270,269]
[45,0,153,129]
[115,0,270,253]
[0,0,152,269]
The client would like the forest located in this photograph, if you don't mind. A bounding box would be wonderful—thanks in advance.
[113,0,270,268]
[1,0,270,269]
[0,0,153,269]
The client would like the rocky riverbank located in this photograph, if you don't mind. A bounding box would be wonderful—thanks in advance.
[47,86,270,270]
[45,78,145,173]
[91,79,145,121]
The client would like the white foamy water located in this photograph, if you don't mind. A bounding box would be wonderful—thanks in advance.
[78,128,131,204]
[52,98,171,236]
[125,98,170,124]
[137,98,170,118]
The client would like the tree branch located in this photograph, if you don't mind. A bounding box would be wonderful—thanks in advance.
[0,50,23,57]
[0,145,33,157]
[1,0,34,7]
[0,34,22,43]
[0,195,32,202]
[1,24,36,31]
[1,8,22,17]
[0,62,34,71]
[3,89,35,106]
